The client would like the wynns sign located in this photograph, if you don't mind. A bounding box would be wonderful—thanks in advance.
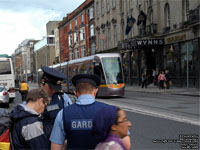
[118,39,164,50]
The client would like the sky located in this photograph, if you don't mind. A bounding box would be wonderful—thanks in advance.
[0,0,85,56]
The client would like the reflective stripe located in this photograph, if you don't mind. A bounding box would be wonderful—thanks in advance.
[46,104,59,112]
[21,121,44,141]
[99,84,125,88]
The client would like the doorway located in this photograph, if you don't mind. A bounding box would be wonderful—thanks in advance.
[146,48,156,76]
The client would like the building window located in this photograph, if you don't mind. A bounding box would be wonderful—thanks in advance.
[90,24,95,37]
[107,28,111,48]
[81,14,84,23]
[89,7,94,20]
[48,37,54,44]
[113,25,117,45]
[69,34,72,46]
[96,2,99,17]
[164,3,170,27]
[184,0,189,21]
[91,42,96,55]
[121,22,124,40]
[70,49,74,60]
[106,0,110,12]
[50,30,54,35]
[80,28,85,41]
[81,45,86,57]
[101,0,104,15]
[29,42,34,47]
[130,0,133,9]
[112,0,116,8]
[75,19,77,27]
[148,0,153,6]
[120,0,124,13]
[74,32,78,43]
[102,30,105,49]
[75,48,79,59]
[69,23,72,30]
[98,32,101,50]
[148,7,153,24]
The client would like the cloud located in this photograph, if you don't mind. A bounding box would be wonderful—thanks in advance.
[0,9,60,54]
[0,0,85,55]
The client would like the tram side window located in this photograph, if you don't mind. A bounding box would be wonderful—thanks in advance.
[79,63,93,74]
[94,63,106,84]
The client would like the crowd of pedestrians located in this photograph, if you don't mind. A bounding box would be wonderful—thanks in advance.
[141,69,172,89]
[9,66,132,150]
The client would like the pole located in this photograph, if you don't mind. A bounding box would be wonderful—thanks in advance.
[186,42,189,88]
[36,51,38,83]
[25,54,27,82]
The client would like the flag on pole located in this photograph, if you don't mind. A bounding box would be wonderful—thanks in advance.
[125,16,136,35]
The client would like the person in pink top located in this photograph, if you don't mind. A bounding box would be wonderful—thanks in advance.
[158,71,167,89]
[92,106,132,150]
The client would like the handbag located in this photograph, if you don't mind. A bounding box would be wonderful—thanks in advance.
[169,80,172,87]
[164,82,167,88]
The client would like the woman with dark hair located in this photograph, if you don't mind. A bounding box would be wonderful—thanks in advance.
[92,106,132,150]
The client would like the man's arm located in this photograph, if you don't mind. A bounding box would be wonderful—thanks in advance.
[50,110,66,149]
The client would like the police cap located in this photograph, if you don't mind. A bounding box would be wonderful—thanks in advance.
[72,74,100,88]
[42,66,66,92]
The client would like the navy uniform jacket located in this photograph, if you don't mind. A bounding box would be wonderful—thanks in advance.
[42,92,69,140]
[63,99,108,149]
[11,104,50,150]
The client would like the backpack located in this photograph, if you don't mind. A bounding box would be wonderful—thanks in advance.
[0,108,14,150]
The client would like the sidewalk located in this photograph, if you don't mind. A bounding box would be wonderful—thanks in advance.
[27,82,200,97]
[125,84,200,97]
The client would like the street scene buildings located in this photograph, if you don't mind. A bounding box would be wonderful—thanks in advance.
[12,0,200,88]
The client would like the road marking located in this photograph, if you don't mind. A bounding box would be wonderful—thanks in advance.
[98,100,200,126]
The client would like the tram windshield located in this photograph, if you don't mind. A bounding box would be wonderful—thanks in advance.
[102,57,123,84]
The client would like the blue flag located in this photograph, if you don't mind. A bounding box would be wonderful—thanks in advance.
[125,16,136,35]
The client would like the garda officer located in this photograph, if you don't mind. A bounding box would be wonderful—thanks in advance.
[40,66,72,146]
[50,74,110,150]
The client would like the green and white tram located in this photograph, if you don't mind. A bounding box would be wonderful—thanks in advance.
[38,53,125,97]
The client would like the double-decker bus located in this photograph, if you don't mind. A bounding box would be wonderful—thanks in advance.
[38,53,125,97]
[0,57,16,101]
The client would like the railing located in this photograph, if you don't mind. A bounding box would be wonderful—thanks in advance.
[188,7,200,24]
[146,24,157,36]
[139,23,157,37]
[163,26,171,34]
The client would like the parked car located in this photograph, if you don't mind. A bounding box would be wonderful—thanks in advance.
[0,85,9,108]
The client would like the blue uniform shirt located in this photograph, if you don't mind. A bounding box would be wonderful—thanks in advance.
[50,94,96,145]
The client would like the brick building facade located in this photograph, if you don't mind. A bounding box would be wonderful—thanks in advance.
[58,0,95,62]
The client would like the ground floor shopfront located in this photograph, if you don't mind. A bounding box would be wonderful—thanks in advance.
[164,32,199,88]
[117,36,200,88]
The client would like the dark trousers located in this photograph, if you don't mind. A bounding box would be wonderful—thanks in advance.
[160,80,164,89]
[166,81,170,89]
[142,80,147,88]
[20,91,28,101]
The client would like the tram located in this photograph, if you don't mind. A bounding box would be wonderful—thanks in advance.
[38,53,125,97]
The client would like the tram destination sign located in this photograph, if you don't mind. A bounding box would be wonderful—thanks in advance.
[118,39,164,50]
